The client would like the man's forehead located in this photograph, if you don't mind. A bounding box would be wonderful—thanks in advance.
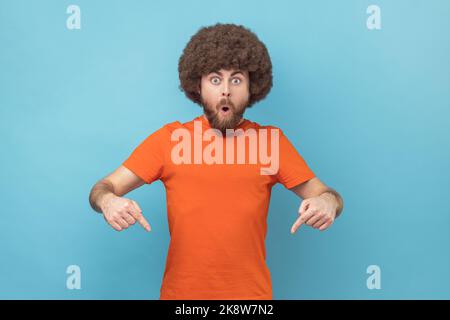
[208,69,248,76]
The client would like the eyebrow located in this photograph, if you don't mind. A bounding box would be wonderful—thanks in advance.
[210,70,244,77]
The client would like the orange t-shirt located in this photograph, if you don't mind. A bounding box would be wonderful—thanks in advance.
[122,115,315,300]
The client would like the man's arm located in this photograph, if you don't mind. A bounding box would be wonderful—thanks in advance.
[89,179,116,213]
[289,177,344,218]
[89,165,150,232]
[89,165,145,213]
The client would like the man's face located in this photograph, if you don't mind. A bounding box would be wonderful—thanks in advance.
[198,68,250,134]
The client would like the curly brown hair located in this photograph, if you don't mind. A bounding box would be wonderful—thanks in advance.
[178,23,273,108]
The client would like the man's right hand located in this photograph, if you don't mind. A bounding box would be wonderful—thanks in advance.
[100,194,151,232]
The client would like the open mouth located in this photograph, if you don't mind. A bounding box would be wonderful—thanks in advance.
[220,105,230,113]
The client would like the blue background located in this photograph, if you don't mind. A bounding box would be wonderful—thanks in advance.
[1,0,449,299]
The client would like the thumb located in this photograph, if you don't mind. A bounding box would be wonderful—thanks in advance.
[299,199,309,216]
[131,200,151,232]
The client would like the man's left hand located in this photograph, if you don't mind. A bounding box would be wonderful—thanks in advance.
[290,193,338,233]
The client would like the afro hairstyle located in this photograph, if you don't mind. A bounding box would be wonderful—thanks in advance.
[178,23,273,108]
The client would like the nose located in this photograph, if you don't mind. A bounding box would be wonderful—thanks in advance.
[221,82,231,97]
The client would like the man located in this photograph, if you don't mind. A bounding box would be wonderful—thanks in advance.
[89,23,344,300]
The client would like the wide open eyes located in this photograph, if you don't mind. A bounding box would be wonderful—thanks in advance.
[210,76,242,85]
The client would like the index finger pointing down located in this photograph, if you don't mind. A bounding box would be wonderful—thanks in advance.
[130,200,151,232]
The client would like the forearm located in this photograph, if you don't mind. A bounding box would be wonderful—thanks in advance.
[319,188,344,218]
[89,180,117,213]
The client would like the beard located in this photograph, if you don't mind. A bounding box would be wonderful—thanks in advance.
[201,97,247,135]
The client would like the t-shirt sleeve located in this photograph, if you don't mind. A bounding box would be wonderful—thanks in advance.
[276,129,316,189]
[122,126,167,184]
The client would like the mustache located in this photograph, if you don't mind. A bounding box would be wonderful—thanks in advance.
[216,98,235,111]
